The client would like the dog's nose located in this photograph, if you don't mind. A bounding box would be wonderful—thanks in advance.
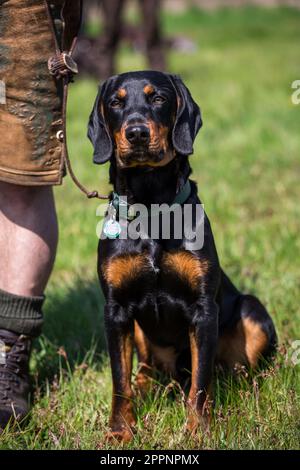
[125,125,150,145]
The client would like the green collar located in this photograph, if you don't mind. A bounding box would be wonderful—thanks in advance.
[111,179,191,220]
[173,179,191,205]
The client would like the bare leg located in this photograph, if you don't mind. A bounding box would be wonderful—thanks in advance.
[0,182,58,428]
[0,182,58,297]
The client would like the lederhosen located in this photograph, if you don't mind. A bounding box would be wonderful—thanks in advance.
[0,0,82,186]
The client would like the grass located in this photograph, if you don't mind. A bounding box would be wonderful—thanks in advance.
[1,6,300,450]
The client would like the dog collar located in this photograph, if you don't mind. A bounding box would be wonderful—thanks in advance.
[111,179,191,221]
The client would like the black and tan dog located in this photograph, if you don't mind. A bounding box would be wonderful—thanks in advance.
[88,71,277,442]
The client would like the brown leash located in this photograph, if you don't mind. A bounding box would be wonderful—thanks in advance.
[43,0,109,200]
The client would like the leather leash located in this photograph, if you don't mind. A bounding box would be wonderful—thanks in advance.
[43,0,109,200]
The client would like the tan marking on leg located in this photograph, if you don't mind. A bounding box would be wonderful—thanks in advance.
[217,321,247,369]
[218,317,268,369]
[103,253,150,289]
[162,251,209,290]
[134,321,151,363]
[188,328,199,404]
[134,321,153,394]
[108,333,135,443]
[186,328,212,434]
[243,317,269,367]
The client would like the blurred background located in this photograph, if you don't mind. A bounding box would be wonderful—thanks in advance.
[75,0,300,80]
[6,0,299,450]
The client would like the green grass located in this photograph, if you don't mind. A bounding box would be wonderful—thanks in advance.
[1,6,300,449]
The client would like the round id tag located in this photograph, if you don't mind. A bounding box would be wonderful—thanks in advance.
[103,219,121,239]
[103,201,122,239]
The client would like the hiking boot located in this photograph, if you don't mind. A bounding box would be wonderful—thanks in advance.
[0,329,32,430]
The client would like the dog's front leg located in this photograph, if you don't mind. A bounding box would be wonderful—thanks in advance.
[105,304,136,442]
[186,300,218,435]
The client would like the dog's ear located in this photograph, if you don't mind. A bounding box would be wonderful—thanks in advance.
[167,74,202,156]
[87,81,113,164]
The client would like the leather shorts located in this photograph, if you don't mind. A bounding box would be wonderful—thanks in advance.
[0,0,81,186]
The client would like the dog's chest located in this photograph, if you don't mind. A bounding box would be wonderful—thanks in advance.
[104,249,207,302]
[102,248,208,347]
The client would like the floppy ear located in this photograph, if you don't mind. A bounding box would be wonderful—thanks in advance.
[168,74,202,156]
[87,81,113,164]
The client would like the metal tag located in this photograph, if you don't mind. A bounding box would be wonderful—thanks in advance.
[103,203,121,239]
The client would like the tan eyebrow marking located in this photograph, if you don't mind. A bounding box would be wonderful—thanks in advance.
[143,84,155,95]
[117,88,127,98]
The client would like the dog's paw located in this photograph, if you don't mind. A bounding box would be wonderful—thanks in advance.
[105,427,135,443]
[107,410,137,443]
[185,411,210,436]
[135,372,153,396]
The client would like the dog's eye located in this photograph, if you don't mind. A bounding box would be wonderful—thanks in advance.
[110,98,124,108]
[152,95,166,105]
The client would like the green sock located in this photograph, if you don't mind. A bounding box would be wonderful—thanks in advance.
[0,289,44,337]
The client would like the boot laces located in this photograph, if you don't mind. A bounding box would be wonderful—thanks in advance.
[0,335,30,404]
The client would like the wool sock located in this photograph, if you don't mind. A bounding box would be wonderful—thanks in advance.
[0,289,44,337]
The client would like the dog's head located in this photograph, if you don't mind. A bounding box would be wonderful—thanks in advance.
[88,71,202,168]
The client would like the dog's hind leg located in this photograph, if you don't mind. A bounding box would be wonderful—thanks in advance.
[218,294,277,370]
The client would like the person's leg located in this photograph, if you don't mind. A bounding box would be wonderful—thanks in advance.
[0,0,81,430]
[0,183,58,299]
[0,182,58,428]
[139,0,166,71]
